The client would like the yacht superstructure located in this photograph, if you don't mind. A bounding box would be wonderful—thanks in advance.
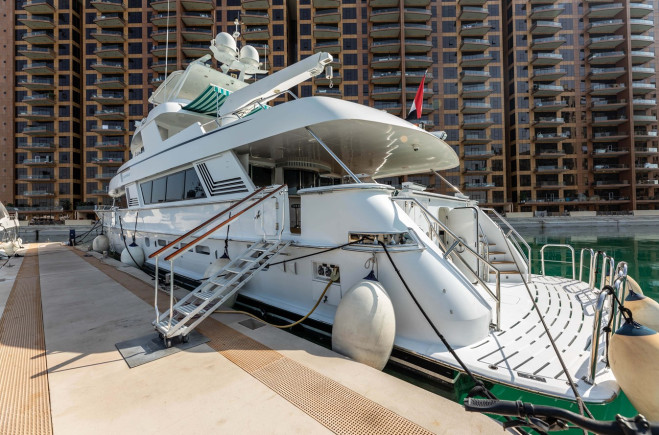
[97,33,633,411]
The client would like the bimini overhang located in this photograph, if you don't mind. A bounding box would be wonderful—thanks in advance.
[233,97,459,179]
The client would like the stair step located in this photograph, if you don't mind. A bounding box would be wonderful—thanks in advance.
[238,257,258,263]
[491,260,514,265]
[489,270,522,275]
[195,290,222,301]
[156,317,180,331]
[176,304,205,316]
[489,251,506,255]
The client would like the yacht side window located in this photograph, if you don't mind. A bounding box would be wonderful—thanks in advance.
[140,167,207,204]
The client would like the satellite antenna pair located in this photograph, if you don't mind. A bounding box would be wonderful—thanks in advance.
[209,31,267,80]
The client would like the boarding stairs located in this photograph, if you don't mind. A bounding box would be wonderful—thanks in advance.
[147,184,289,346]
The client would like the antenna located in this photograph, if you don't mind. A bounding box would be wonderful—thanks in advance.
[233,16,241,41]
[163,0,171,98]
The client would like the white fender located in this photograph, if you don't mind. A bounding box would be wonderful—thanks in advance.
[2,242,15,256]
[92,234,110,253]
[332,279,396,371]
[608,322,659,421]
[120,242,145,268]
[624,291,659,332]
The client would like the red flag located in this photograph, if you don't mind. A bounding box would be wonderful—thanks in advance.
[407,71,426,120]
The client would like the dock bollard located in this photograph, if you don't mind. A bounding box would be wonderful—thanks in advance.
[69,229,76,246]
[35,229,39,241]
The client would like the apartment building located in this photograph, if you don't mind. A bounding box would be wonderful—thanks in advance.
[2,0,657,219]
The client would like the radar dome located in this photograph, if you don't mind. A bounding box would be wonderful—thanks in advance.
[239,45,260,68]
[214,32,237,55]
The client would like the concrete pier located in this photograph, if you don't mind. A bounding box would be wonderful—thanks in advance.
[0,243,500,434]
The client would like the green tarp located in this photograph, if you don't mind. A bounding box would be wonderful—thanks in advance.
[183,84,268,117]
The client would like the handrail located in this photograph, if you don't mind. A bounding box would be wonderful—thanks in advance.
[148,186,268,259]
[600,254,615,290]
[540,244,575,279]
[392,197,502,330]
[482,208,532,281]
[164,184,286,261]
[579,248,595,283]
[587,288,610,385]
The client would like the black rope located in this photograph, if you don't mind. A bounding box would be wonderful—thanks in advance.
[601,284,639,369]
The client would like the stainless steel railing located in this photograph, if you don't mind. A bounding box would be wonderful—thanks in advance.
[540,244,576,279]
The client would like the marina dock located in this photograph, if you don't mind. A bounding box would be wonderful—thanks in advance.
[0,243,500,434]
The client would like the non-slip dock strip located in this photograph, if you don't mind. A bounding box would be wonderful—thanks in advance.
[0,248,53,435]
[74,248,433,435]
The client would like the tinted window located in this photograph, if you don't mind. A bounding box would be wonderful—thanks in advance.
[184,168,206,199]
[140,181,152,204]
[166,171,185,201]
[151,177,167,203]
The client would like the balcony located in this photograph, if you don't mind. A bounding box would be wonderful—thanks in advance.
[404,23,432,38]
[23,0,55,13]
[593,164,628,173]
[592,116,628,126]
[462,133,491,144]
[22,93,55,105]
[463,182,496,190]
[22,157,55,166]
[462,148,495,159]
[181,0,213,11]
[459,23,490,37]
[535,148,566,157]
[629,2,653,18]
[633,99,656,110]
[630,19,653,33]
[95,172,118,180]
[95,109,125,121]
[631,51,655,65]
[371,71,401,85]
[405,70,432,84]
[536,181,566,189]
[16,174,56,182]
[181,12,213,26]
[152,61,178,73]
[94,45,125,59]
[635,131,658,140]
[17,78,54,91]
[16,109,55,121]
[588,51,625,65]
[22,31,55,45]
[22,191,55,197]
[632,82,655,96]
[460,70,491,83]
[458,0,487,5]
[593,146,628,155]
[461,84,493,98]
[369,39,400,54]
[314,88,342,98]
[591,99,627,111]
[405,55,433,68]
[91,30,125,43]
[18,16,55,30]
[18,46,56,61]
[592,180,629,188]
[532,84,564,97]
[534,117,564,127]
[531,21,562,35]
[535,132,570,142]
[632,67,655,80]
[631,35,654,49]
[461,101,492,114]
[588,19,624,34]
[634,115,657,125]
[92,157,124,166]
[535,165,569,173]
[91,189,110,196]
[370,8,400,22]
[460,38,491,52]
[94,77,126,90]
[91,93,125,104]
[179,27,213,42]
[310,40,339,55]
[23,125,54,136]
[182,44,210,57]
[151,13,175,26]
[242,0,270,9]
[90,0,125,13]
[588,35,624,50]
[371,56,401,69]
[530,5,564,19]
[530,36,566,50]
[152,44,177,57]
[314,74,342,86]
[94,141,125,151]
[589,67,625,80]
[531,53,563,66]
[459,6,488,20]
[314,9,340,24]
[241,11,269,26]
[313,25,340,40]
[635,146,659,156]
[587,2,623,18]
[369,0,398,6]
[94,14,125,28]
[533,100,568,112]
[405,39,432,53]
[460,54,493,67]
[462,166,492,175]
[532,67,567,81]
[90,125,125,136]
[371,87,402,100]
[374,102,403,115]
[404,7,431,22]
[589,83,625,96]
[91,61,125,74]
[16,141,55,151]
[593,131,629,142]
[462,116,494,129]
[635,163,659,173]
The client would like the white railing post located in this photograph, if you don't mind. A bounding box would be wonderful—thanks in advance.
[154,256,160,323]
[168,259,175,331]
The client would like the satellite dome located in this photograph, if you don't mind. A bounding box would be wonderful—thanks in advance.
[214,32,237,55]
[239,45,259,68]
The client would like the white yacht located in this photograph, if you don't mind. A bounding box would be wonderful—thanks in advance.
[97,33,636,416]
[0,202,22,258]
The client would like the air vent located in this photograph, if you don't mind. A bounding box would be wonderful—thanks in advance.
[197,162,249,196]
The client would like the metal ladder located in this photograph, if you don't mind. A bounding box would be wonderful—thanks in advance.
[155,240,290,345]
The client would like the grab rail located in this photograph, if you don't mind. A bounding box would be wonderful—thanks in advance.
[540,244,575,279]
[482,208,532,282]
[579,248,596,285]
[586,289,612,384]
[599,254,615,291]
[392,197,502,330]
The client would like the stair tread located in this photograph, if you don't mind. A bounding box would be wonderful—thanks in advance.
[489,270,522,274]
[488,251,506,255]
[176,304,205,315]
[491,260,514,264]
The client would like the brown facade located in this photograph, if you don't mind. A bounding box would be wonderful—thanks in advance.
[2,0,658,218]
